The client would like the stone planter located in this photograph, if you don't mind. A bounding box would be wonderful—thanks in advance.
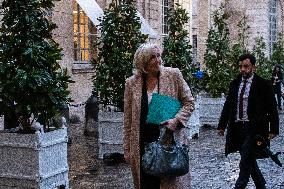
[185,95,201,138]
[199,94,225,127]
[0,127,69,189]
[98,111,124,159]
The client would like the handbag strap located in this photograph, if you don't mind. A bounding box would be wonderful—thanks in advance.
[157,71,160,94]
[140,73,149,127]
[158,127,182,147]
[140,71,160,126]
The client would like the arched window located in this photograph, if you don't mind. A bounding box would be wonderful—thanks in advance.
[269,0,277,55]
[73,1,98,64]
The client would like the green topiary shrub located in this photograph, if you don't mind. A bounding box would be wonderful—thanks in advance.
[0,0,73,131]
[253,36,273,80]
[270,33,284,67]
[162,3,200,94]
[93,1,147,111]
[202,4,232,97]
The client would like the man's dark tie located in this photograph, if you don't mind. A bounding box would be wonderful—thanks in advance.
[239,79,247,120]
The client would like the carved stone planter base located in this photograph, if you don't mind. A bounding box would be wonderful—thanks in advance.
[199,95,225,127]
[0,127,69,189]
[98,112,124,159]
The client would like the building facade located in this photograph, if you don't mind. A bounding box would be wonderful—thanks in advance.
[50,0,192,119]
[0,0,283,119]
[197,0,284,65]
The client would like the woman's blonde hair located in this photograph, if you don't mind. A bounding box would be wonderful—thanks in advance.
[133,43,162,74]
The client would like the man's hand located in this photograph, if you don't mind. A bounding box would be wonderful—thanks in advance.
[161,118,179,131]
[268,133,277,140]
[217,129,225,136]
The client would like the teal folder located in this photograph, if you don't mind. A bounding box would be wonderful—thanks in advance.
[147,93,182,125]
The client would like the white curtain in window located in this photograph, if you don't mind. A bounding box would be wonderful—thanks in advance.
[76,0,104,26]
[75,0,158,39]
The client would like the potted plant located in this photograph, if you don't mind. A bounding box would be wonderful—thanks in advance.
[200,3,232,127]
[92,0,147,158]
[0,0,72,188]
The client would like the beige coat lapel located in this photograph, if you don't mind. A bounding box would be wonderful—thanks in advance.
[132,75,142,113]
[159,66,178,98]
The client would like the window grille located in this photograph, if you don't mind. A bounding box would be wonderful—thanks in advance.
[269,0,277,55]
[73,1,98,64]
[162,0,170,43]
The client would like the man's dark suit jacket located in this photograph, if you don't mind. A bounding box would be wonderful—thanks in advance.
[217,74,279,158]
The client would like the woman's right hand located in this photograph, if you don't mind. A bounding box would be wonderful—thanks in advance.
[124,151,130,163]
[161,118,179,131]
[217,129,225,136]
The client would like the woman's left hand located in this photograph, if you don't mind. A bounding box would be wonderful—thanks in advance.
[161,118,179,131]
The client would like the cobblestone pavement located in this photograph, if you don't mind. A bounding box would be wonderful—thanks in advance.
[68,113,284,189]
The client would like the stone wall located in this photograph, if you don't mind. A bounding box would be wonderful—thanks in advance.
[278,1,284,34]
[52,1,94,121]
[139,0,163,44]
[225,0,270,53]
[197,0,223,68]
[245,0,270,53]
[144,0,162,33]
[196,0,284,66]
[52,1,73,72]
[225,0,245,42]
[191,0,198,36]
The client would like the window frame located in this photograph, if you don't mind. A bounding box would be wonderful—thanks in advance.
[73,2,98,65]
[269,0,277,55]
[162,0,170,43]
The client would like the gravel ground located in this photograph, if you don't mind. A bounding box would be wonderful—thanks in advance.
[189,125,284,189]
[68,113,284,189]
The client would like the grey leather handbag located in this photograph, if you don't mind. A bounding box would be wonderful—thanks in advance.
[142,128,189,178]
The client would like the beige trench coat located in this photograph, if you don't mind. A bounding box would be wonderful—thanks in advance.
[123,66,195,189]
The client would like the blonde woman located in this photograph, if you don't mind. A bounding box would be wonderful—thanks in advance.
[123,43,195,189]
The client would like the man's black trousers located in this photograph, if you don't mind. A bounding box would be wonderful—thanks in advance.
[234,122,266,189]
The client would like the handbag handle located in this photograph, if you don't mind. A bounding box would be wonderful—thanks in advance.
[157,71,160,94]
[158,127,182,147]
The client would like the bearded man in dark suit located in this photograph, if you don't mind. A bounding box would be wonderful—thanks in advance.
[217,54,279,189]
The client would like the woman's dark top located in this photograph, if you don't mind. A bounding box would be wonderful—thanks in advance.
[139,73,160,188]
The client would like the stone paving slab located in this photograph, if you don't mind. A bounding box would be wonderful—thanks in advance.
[68,113,284,189]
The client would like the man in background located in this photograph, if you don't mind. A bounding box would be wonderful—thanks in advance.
[217,54,279,189]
